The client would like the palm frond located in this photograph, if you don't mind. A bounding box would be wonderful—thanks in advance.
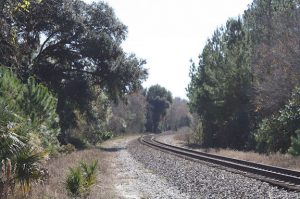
[14,147,44,194]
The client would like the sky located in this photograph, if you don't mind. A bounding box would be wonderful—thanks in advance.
[84,0,253,99]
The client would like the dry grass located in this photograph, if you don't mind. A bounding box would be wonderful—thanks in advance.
[172,131,300,171]
[30,148,116,199]
[205,149,300,171]
[29,135,141,199]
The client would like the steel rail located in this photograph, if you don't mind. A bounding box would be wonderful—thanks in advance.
[139,135,300,192]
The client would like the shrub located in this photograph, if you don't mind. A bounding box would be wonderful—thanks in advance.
[193,122,204,145]
[0,67,56,196]
[288,129,300,156]
[0,67,60,153]
[66,166,83,196]
[254,88,300,153]
[81,160,98,188]
[14,147,45,194]
[65,160,98,197]
[100,131,113,141]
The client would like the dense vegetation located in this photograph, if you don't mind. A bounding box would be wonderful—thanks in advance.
[1,0,148,145]
[0,67,58,196]
[0,0,192,196]
[4,0,300,196]
[187,0,300,154]
[0,0,149,196]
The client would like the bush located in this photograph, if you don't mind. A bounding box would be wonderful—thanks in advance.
[65,160,98,197]
[288,130,300,156]
[66,166,83,196]
[0,67,60,153]
[81,160,98,188]
[15,147,45,194]
[100,131,113,141]
[193,122,204,145]
[0,67,57,196]
[254,88,300,153]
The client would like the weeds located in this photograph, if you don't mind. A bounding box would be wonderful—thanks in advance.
[0,158,16,198]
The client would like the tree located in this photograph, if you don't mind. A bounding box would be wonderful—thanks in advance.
[145,85,172,133]
[187,18,252,149]
[0,0,147,142]
[187,0,300,152]
[164,97,192,131]
[109,91,147,134]
[243,0,300,153]
[254,88,300,153]
[0,67,59,155]
[244,0,300,118]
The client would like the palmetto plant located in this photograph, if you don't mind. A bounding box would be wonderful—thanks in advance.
[0,67,58,196]
[66,166,84,196]
[0,102,26,159]
[81,160,98,188]
[14,147,45,194]
[65,160,98,196]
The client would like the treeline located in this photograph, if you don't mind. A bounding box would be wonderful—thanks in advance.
[187,0,300,155]
[110,84,192,135]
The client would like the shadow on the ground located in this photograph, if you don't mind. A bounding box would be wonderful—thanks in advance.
[99,147,126,152]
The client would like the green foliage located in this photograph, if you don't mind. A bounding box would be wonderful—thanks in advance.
[186,114,202,145]
[187,0,300,153]
[145,85,172,133]
[255,88,300,153]
[0,67,60,152]
[66,166,83,196]
[81,88,113,145]
[0,105,25,159]
[99,131,113,141]
[15,147,45,194]
[80,160,98,188]
[187,18,252,149]
[0,0,148,142]
[65,160,98,197]
[288,130,300,156]
[0,67,58,196]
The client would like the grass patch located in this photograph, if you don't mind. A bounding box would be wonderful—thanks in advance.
[173,130,300,171]
[30,149,105,199]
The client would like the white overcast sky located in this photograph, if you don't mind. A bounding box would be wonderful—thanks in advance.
[84,0,253,99]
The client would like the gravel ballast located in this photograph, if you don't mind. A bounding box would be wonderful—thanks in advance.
[104,136,190,198]
[128,138,300,199]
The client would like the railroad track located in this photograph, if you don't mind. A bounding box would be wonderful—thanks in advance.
[139,134,300,192]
